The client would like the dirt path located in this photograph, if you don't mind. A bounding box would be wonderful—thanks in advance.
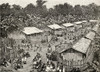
[18,49,36,72]
[18,46,48,72]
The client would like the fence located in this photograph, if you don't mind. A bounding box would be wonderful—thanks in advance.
[63,59,85,72]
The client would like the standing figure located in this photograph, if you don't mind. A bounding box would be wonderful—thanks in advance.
[47,44,52,53]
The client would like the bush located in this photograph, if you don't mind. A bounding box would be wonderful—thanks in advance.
[50,51,59,61]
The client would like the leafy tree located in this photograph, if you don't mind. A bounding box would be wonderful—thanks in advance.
[48,8,58,16]
[12,4,21,10]
[88,3,100,18]
[36,0,48,17]
[74,5,83,16]
[11,4,27,20]
[54,3,74,15]
[63,3,74,15]
[0,3,11,21]
[24,3,36,14]
[81,5,92,18]
[54,4,64,15]
[0,15,24,38]
[24,0,48,17]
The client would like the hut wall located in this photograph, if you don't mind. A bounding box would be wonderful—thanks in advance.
[65,32,75,41]
[66,27,75,32]
[8,31,26,40]
[8,31,26,45]
[54,29,63,36]
[75,25,82,31]
[27,33,44,44]
[63,52,83,61]
[62,49,85,67]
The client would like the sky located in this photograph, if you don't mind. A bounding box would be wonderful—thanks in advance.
[0,0,100,8]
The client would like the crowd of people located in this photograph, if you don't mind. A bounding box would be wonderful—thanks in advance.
[30,51,82,72]
[0,51,30,70]
[31,52,63,72]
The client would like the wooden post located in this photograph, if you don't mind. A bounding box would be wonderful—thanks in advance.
[63,66,65,72]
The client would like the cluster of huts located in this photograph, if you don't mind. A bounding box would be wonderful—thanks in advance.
[0,19,99,70]
[59,22,99,71]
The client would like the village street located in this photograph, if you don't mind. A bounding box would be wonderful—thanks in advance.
[18,44,48,72]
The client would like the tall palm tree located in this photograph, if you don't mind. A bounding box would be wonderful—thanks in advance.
[36,0,47,8]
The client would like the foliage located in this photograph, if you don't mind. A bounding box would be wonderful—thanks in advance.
[74,5,83,16]
[54,3,74,15]
[0,3,11,20]
[24,0,48,17]
[24,3,36,14]
[0,15,24,38]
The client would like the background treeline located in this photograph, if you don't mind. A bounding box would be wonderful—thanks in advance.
[0,0,100,38]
